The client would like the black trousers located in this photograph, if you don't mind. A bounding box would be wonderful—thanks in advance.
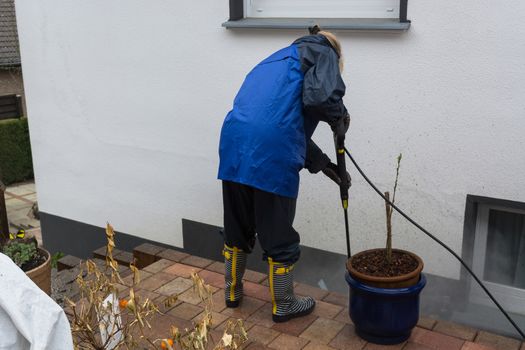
[222,180,301,264]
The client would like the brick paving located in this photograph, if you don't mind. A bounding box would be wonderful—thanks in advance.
[156,248,189,262]
[474,331,522,350]
[272,313,317,336]
[55,244,525,350]
[142,258,174,273]
[329,324,367,350]
[409,327,465,350]
[433,320,477,341]
[312,300,344,319]
[323,292,348,307]
[180,255,214,268]
[301,318,345,345]
[334,308,352,325]
[416,317,437,331]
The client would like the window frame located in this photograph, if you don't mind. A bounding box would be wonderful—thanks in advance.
[469,203,525,314]
[224,0,410,31]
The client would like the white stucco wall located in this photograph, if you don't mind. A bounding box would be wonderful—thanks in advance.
[15,0,525,280]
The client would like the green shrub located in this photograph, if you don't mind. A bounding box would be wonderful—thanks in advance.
[2,239,37,268]
[0,117,33,185]
[51,251,65,268]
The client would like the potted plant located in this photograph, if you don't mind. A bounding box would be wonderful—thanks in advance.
[2,232,52,294]
[345,154,426,345]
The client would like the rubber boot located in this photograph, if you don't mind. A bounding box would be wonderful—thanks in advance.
[268,258,316,323]
[224,244,247,308]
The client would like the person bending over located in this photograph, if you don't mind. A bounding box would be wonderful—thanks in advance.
[217,26,350,323]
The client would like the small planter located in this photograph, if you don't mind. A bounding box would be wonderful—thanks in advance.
[346,248,426,345]
[25,247,52,295]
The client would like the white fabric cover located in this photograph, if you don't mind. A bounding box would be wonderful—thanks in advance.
[0,253,73,350]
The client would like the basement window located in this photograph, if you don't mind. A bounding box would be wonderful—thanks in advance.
[470,202,525,314]
[223,0,411,31]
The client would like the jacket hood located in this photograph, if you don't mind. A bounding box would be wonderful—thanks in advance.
[293,34,339,57]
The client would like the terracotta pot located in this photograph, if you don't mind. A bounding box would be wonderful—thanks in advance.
[25,248,51,295]
[346,248,424,289]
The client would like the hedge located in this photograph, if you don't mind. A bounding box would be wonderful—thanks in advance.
[0,117,33,185]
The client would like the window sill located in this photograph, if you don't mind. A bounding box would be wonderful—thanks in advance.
[222,18,410,32]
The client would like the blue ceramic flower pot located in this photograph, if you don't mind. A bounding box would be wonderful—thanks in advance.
[345,272,426,345]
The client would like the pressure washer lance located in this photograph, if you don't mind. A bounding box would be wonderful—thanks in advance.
[333,123,351,258]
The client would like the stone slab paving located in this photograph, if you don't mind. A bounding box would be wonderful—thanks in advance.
[54,244,525,350]
[4,182,35,196]
[4,181,40,234]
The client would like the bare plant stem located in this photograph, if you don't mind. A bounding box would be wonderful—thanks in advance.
[391,153,402,206]
[385,153,402,265]
[385,191,392,264]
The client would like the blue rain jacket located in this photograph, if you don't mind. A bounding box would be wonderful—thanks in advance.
[218,35,348,198]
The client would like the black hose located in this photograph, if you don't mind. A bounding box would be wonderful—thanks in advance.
[344,147,525,339]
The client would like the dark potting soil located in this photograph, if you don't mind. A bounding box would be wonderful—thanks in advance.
[351,250,418,278]
[21,250,47,272]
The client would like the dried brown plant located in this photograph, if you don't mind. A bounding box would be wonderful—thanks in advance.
[67,223,248,350]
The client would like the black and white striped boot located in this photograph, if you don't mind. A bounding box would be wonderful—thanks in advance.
[224,244,247,308]
[268,258,316,323]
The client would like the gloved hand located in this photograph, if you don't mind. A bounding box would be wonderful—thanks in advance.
[322,162,351,189]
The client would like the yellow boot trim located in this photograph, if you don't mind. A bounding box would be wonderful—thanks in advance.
[268,257,277,314]
[223,244,243,261]
[224,244,243,252]
[230,246,238,302]
[269,259,295,314]
[223,248,231,260]
[275,265,294,275]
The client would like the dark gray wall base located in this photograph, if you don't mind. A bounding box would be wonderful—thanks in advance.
[39,212,174,259]
[182,219,225,262]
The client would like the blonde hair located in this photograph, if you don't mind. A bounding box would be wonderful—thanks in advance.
[318,30,344,72]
